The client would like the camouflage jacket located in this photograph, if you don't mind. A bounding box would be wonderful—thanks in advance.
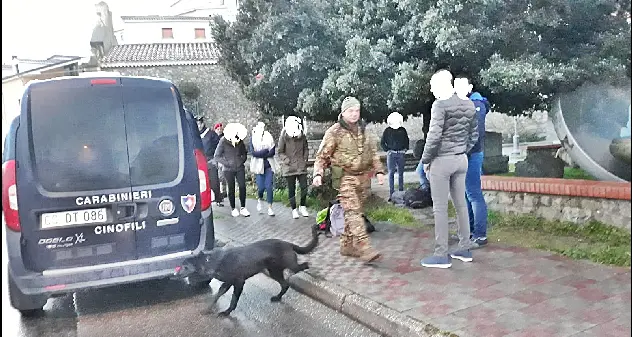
[314,119,384,177]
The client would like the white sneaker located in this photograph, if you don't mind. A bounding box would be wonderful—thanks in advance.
[240,207,250,217]
[257,200,263,213]
[267,207,275,216]
[231,209,240,217]
[292,209,300,219]
[299,206,309,217]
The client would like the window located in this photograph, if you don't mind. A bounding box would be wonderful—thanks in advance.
[29,84,182,192]
[162,28,174,39]
[194,28,206,39]
[29,86,132,192]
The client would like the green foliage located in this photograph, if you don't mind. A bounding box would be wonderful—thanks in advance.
[178,80,201,100]
[212,0,631,121]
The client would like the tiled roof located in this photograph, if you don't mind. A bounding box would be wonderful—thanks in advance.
[100,42,218,68]
[120,15,211,21]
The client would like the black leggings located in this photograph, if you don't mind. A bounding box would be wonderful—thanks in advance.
[286,174,308,209]
[224,169,246,209]
[208,162,222,202]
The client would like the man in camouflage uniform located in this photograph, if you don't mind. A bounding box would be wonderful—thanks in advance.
[313,96,385,263]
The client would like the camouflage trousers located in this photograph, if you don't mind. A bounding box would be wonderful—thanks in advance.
[338,174,374,256]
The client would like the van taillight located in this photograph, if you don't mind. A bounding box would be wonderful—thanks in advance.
[2,160,20,232]
[90,78,117,85]
[194,149,212,211]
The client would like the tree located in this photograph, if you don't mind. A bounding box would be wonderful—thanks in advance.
[211,0,339,119]
[178,80,201,115]
[418,0,631,113]
[212,0,631,121]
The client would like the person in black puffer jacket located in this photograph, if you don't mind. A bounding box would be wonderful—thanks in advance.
[214,123,250,218]
[381,112,409,199]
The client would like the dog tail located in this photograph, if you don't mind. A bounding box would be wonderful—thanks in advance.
[292,225,319,255]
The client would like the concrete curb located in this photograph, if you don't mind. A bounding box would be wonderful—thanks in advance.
[213,234,452,337]
[288,272,451,337]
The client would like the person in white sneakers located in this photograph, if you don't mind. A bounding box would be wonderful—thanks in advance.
[214,122,251,217]
[277,116,310,219]
[249,122,278,216]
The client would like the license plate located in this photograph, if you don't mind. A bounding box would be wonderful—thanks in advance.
[41,208,108,229]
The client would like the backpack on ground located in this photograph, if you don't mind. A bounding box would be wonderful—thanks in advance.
[318,199,376,237]
[403,187,432,209]
[390,190,406,206]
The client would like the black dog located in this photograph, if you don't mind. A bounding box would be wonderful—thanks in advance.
[175,225,319,316]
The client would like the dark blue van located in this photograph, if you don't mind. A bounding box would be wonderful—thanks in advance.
[2,76,215,316]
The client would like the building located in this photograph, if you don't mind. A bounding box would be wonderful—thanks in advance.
[117,15,214,45]
[92,1,259,128]
[2,55,84,145]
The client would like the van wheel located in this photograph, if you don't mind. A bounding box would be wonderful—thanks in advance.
[8,270,47,317]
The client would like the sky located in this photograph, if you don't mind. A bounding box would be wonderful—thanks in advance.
[1,0,173,63]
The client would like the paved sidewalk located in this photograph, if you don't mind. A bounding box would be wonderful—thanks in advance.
[212,198,631,337]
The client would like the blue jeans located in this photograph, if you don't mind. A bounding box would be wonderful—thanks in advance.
[416,160,430,189]
[256,168,274,204]
[387,151,406,196]
[465,151,488,238]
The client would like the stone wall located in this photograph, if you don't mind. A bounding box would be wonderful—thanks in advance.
[109,65,261,129]
[483,191,631,231]
[481,176,631,231]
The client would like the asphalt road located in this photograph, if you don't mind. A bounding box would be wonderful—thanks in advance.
[2,227,381,337]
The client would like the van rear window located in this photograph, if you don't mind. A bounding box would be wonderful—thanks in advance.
[124,86,181,187]
[29,83,181,193]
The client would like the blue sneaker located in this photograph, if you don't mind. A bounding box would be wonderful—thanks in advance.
[420,255,452,268]
[450,250,473,262]
[470,237,488,249]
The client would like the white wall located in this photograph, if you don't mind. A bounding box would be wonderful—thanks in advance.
[1,79,25,146]
[121,19,214,44]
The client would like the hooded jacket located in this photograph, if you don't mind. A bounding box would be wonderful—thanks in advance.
[277,130,309,176]
[468,92,490,154]
[213,137,247,172]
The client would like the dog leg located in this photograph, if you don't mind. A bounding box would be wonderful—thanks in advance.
[205,282,231,312]
[218,280,244,317]
[268,268,289,302]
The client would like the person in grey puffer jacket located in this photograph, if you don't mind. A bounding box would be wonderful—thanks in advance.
[420,69,479,269]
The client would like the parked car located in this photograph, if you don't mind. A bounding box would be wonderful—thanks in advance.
[2,76,215,316]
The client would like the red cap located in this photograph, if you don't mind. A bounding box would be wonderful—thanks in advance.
[214,123,223,130]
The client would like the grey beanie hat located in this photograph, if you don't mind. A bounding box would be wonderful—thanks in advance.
[341,96,361,113]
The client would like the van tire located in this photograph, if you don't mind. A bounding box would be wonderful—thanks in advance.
[8,270,47,317]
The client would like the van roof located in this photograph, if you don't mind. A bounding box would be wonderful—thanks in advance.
[25,75,175,88]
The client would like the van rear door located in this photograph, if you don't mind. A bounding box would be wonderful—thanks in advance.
[16,78,137,272]
[120,78,203,259]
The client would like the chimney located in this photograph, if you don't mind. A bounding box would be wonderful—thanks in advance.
[11,56,19,74]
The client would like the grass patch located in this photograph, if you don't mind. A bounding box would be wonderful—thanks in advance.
[245,185,329,210]
[363,195,418,227]
[488,211,631,267]
[495,165,595,180]
[245,183,419,227]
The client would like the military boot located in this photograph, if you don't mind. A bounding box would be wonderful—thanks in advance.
[356,239,381,264]
[339,235,360,257]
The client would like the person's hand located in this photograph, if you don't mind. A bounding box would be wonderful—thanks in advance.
[423,163,430,173]
[312,175,322,187]
[376,173,385,185]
